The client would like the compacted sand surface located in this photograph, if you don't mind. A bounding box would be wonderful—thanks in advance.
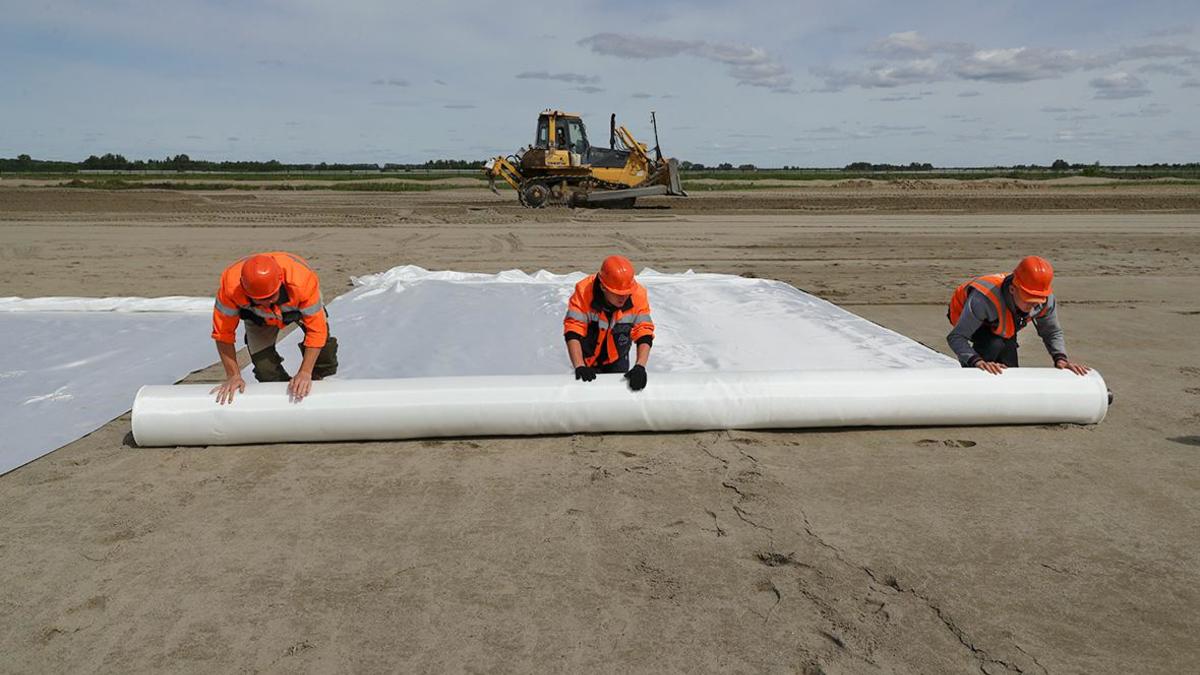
[0,184,1197,673]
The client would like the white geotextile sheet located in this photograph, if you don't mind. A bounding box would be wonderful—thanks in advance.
[2,266,957,471]
[0,298,214,474]
[268,266,956,378]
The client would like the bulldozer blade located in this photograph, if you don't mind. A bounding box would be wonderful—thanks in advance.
[583,185,669,202]
[665,158,687,197]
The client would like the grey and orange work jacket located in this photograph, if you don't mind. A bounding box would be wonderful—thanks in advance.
[563,275,654,370]
[212,252,328,349]
[947,273,1066,366]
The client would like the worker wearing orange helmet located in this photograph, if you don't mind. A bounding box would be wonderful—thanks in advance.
[563,255,655,391]
[947,256,1089,376]
[210,252,338,404]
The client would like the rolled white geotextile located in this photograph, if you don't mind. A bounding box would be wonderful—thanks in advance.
[132,369,1108,447]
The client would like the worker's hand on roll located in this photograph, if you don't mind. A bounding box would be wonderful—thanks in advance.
[625,365,647,391]
[289,370,313,402]
[975,360,1007,375]
[575,366,596,382]
[1055,358,1090,376]
[211,374,246,405]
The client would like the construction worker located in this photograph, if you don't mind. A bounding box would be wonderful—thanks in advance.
[564,255,655,391]
[947,256,1089,376]
[210,252,338,404]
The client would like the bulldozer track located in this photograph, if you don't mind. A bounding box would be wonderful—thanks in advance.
[516,176,636,209]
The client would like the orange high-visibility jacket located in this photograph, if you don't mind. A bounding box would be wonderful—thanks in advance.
[212,252,328,348]
[947,273,1049,339]
[563,274,654,367]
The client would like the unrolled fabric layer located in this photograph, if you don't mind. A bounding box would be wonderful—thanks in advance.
[0,296,213,313]
[133,369,1109,447]
[266,266,956,378]
[1,266,959,472]
[0,300,214,474]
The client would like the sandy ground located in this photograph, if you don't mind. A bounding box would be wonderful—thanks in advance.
[0,185,1198,673]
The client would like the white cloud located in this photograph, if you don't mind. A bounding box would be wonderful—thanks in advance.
[515,71,599,84]
[1089,72,1151,99]
[875,93,924,102]
[817,33,1200,92]
[1136,63,1192,76]
[868,31,932,57]
[576,33,696,59]
[578,33,794,92]
[1115,44,1199,61]
[791,124,927,142]
[813,59,942,90]
[867,31,971,58]
[870,124,927,133]
[1054,129,1108,142]
[371,78,409,87]
[953,47,1096,82]
[1146,25,1194,38]
[1114,103,1170,117]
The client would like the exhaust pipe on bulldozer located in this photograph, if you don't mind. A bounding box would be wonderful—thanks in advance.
[650,112,664,163]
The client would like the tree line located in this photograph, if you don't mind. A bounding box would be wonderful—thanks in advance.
[682,159,1200,172]
[0,153,486,172]
[3,153,1197,174]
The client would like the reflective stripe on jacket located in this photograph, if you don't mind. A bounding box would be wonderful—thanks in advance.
[563,275,654,368]
[212,252,328,348]
[947,273,1050,339]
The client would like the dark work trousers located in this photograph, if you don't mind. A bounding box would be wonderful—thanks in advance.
[245,322,339,382]
[966,325,1019,367]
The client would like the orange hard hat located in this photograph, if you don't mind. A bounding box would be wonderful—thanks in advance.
[598,255,637,295]
[240,254,283,299]
[1011,255,1053,301]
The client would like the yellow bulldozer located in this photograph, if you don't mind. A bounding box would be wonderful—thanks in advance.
[483,109,687,208]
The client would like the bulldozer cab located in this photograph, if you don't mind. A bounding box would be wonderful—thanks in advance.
[535,112,588,155]
[535,110,630,169]
[531,111,585,168]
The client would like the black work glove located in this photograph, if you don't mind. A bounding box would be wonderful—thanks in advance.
[575,366,596,382]
[624,365,647,391]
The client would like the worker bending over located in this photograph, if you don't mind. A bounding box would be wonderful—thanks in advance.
[211,252,338,404]
[564,255,655,391]
[947,256,1088,376]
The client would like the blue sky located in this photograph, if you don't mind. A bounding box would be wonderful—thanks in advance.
[1,0,1197,166]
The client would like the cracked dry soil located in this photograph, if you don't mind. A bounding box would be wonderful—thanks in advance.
[1,189,1198,672]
